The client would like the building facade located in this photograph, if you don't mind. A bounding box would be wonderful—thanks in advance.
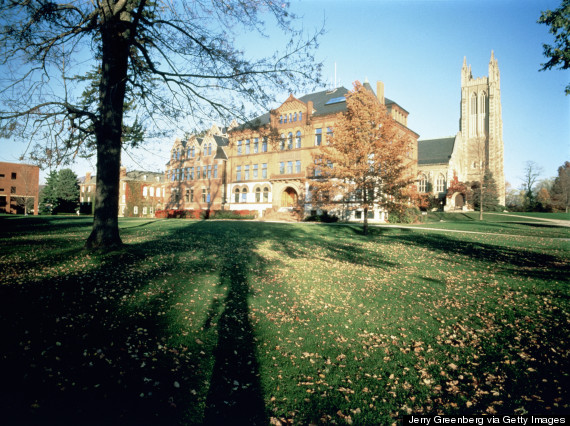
[79,168,167,217]
[225,81,418,221]
[164,124,231,211]
[417,52,505,209]
[0,162,40,215]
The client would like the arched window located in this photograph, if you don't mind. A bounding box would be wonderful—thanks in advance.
[241,187,248,203]
[295,131,302,148]
[287,132,293,150]
[436,174,446,193]
[263,187,269,202]
[470,93,477,137]
[418,174,428,193]
[234,188,240,203]
[208,143,212,156]
[255,187,261,202]
[479,92,487,135]
[203,144,207,156]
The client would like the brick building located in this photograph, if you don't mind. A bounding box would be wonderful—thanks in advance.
[225,81,418,221]
[0,162,40,215]
[78,168,167,217]
[165,80,419,221]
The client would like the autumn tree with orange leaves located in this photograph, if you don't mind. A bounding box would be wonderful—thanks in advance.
[308,81,415,235]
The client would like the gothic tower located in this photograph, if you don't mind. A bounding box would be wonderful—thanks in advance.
[459,51,505,205]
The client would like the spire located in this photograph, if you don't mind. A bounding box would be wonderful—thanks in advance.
[463,56,467,67]
[490,50,495,61]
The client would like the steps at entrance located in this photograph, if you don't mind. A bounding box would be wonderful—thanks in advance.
[259,208,302,222]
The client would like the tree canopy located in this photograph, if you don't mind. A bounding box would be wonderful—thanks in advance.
[40,168,80,214]
[0,0,323,249]
[538,0,570,94]
[308,81,416,234]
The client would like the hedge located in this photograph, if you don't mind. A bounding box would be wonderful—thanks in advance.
[154,209,257,219]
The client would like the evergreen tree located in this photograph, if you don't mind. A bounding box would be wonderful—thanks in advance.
[551,161,570,212]
[40,169,80,214]
[470,170,500,212]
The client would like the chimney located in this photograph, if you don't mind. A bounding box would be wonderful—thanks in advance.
[376,81,385,105]
[120,166,127,179]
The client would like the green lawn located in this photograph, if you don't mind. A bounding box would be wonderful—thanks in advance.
[0,216,568,425]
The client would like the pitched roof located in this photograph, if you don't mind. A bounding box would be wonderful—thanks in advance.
[418,137,455,165]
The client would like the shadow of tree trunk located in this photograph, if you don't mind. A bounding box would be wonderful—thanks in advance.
[204,248,267,425]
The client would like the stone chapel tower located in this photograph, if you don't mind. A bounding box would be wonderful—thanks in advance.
[459,51,505,205]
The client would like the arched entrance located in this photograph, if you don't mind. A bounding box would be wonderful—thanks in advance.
[280,187,298,208]
[452,192,464,210]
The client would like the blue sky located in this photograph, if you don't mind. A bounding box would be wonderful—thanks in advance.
[1,0,568,187]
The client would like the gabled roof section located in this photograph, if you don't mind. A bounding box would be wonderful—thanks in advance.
[275,94,306,112]
[124,170,165,182]
[418,137,456,165]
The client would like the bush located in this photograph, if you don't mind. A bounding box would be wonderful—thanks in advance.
[387,206,423,224]
[154,209,257,219]
[303,211,339,223]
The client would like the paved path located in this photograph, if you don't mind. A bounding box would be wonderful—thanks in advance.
[483,212,570,228]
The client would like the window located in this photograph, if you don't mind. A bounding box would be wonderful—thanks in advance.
[190,167,194,180]
[470,93,477,136]
[327,127,333,144]
[175,169,180,181]
[262,163,267,179]
[150,187,155,197]
[88,186,92,192]
[279,115,283,124]
[315,128,322,146]
[314,159,322,177]
[143,207,148,215]
[203,144,207,156]
[207,188,211,203]
[237,140,242,155]
[234,188,240,203]
[295,131,302,148]
[280,134,285,150]
[418,174,428,193]
[214,164,218,178]
[299,111,302,121]
[263,187,269,202]
[196,166,201,179]
[241,187,247,202]
[236,166,241,181]
[0,173,4,178]
[436,174,446,193]
[245,139,250,154]
[279,162,285,174]
[286,161,293,174]
[157,188,161,197]
[287,132,293,150]
[150,207,154,214]
[283,114,287,123]
[293,112,297,122]
[190,188,194,201]
[134,206,138,215]
[207,165,212,179]
[190,146,195,157]
[295,160,301,174]
[245,165,250,180]
[185,189,190,202]
[10,186,16,194]
[11,172,17,179]
[208,143,212,156]
[203,166,207,179]
[181,168,186,181]
[202,188,206,203]
[143,186,148,196]
[254,138,259,153]
[255,187,261,202]
[253,164,258,178]
[262,137,267,152]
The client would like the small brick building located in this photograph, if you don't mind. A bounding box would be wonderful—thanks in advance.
[0,162,40,215]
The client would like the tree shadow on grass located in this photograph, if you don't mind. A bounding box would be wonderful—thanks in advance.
[0,220,267,425]
[203,245,267,425]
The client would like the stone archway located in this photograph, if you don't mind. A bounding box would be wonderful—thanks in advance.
[452,192,464,210]
[280,187,298,208]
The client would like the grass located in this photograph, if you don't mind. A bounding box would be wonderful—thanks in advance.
[0,216,568,425]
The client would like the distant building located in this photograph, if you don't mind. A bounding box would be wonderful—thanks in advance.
[417,52,505,209]
[78,168,167,217]
[0,162,39,215]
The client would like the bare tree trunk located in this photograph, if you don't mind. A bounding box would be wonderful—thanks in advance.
[479,182,483,221]
[363,206,369,235]
[86,20,130,250]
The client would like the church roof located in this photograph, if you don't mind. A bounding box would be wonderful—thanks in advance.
[418,137,455,165]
